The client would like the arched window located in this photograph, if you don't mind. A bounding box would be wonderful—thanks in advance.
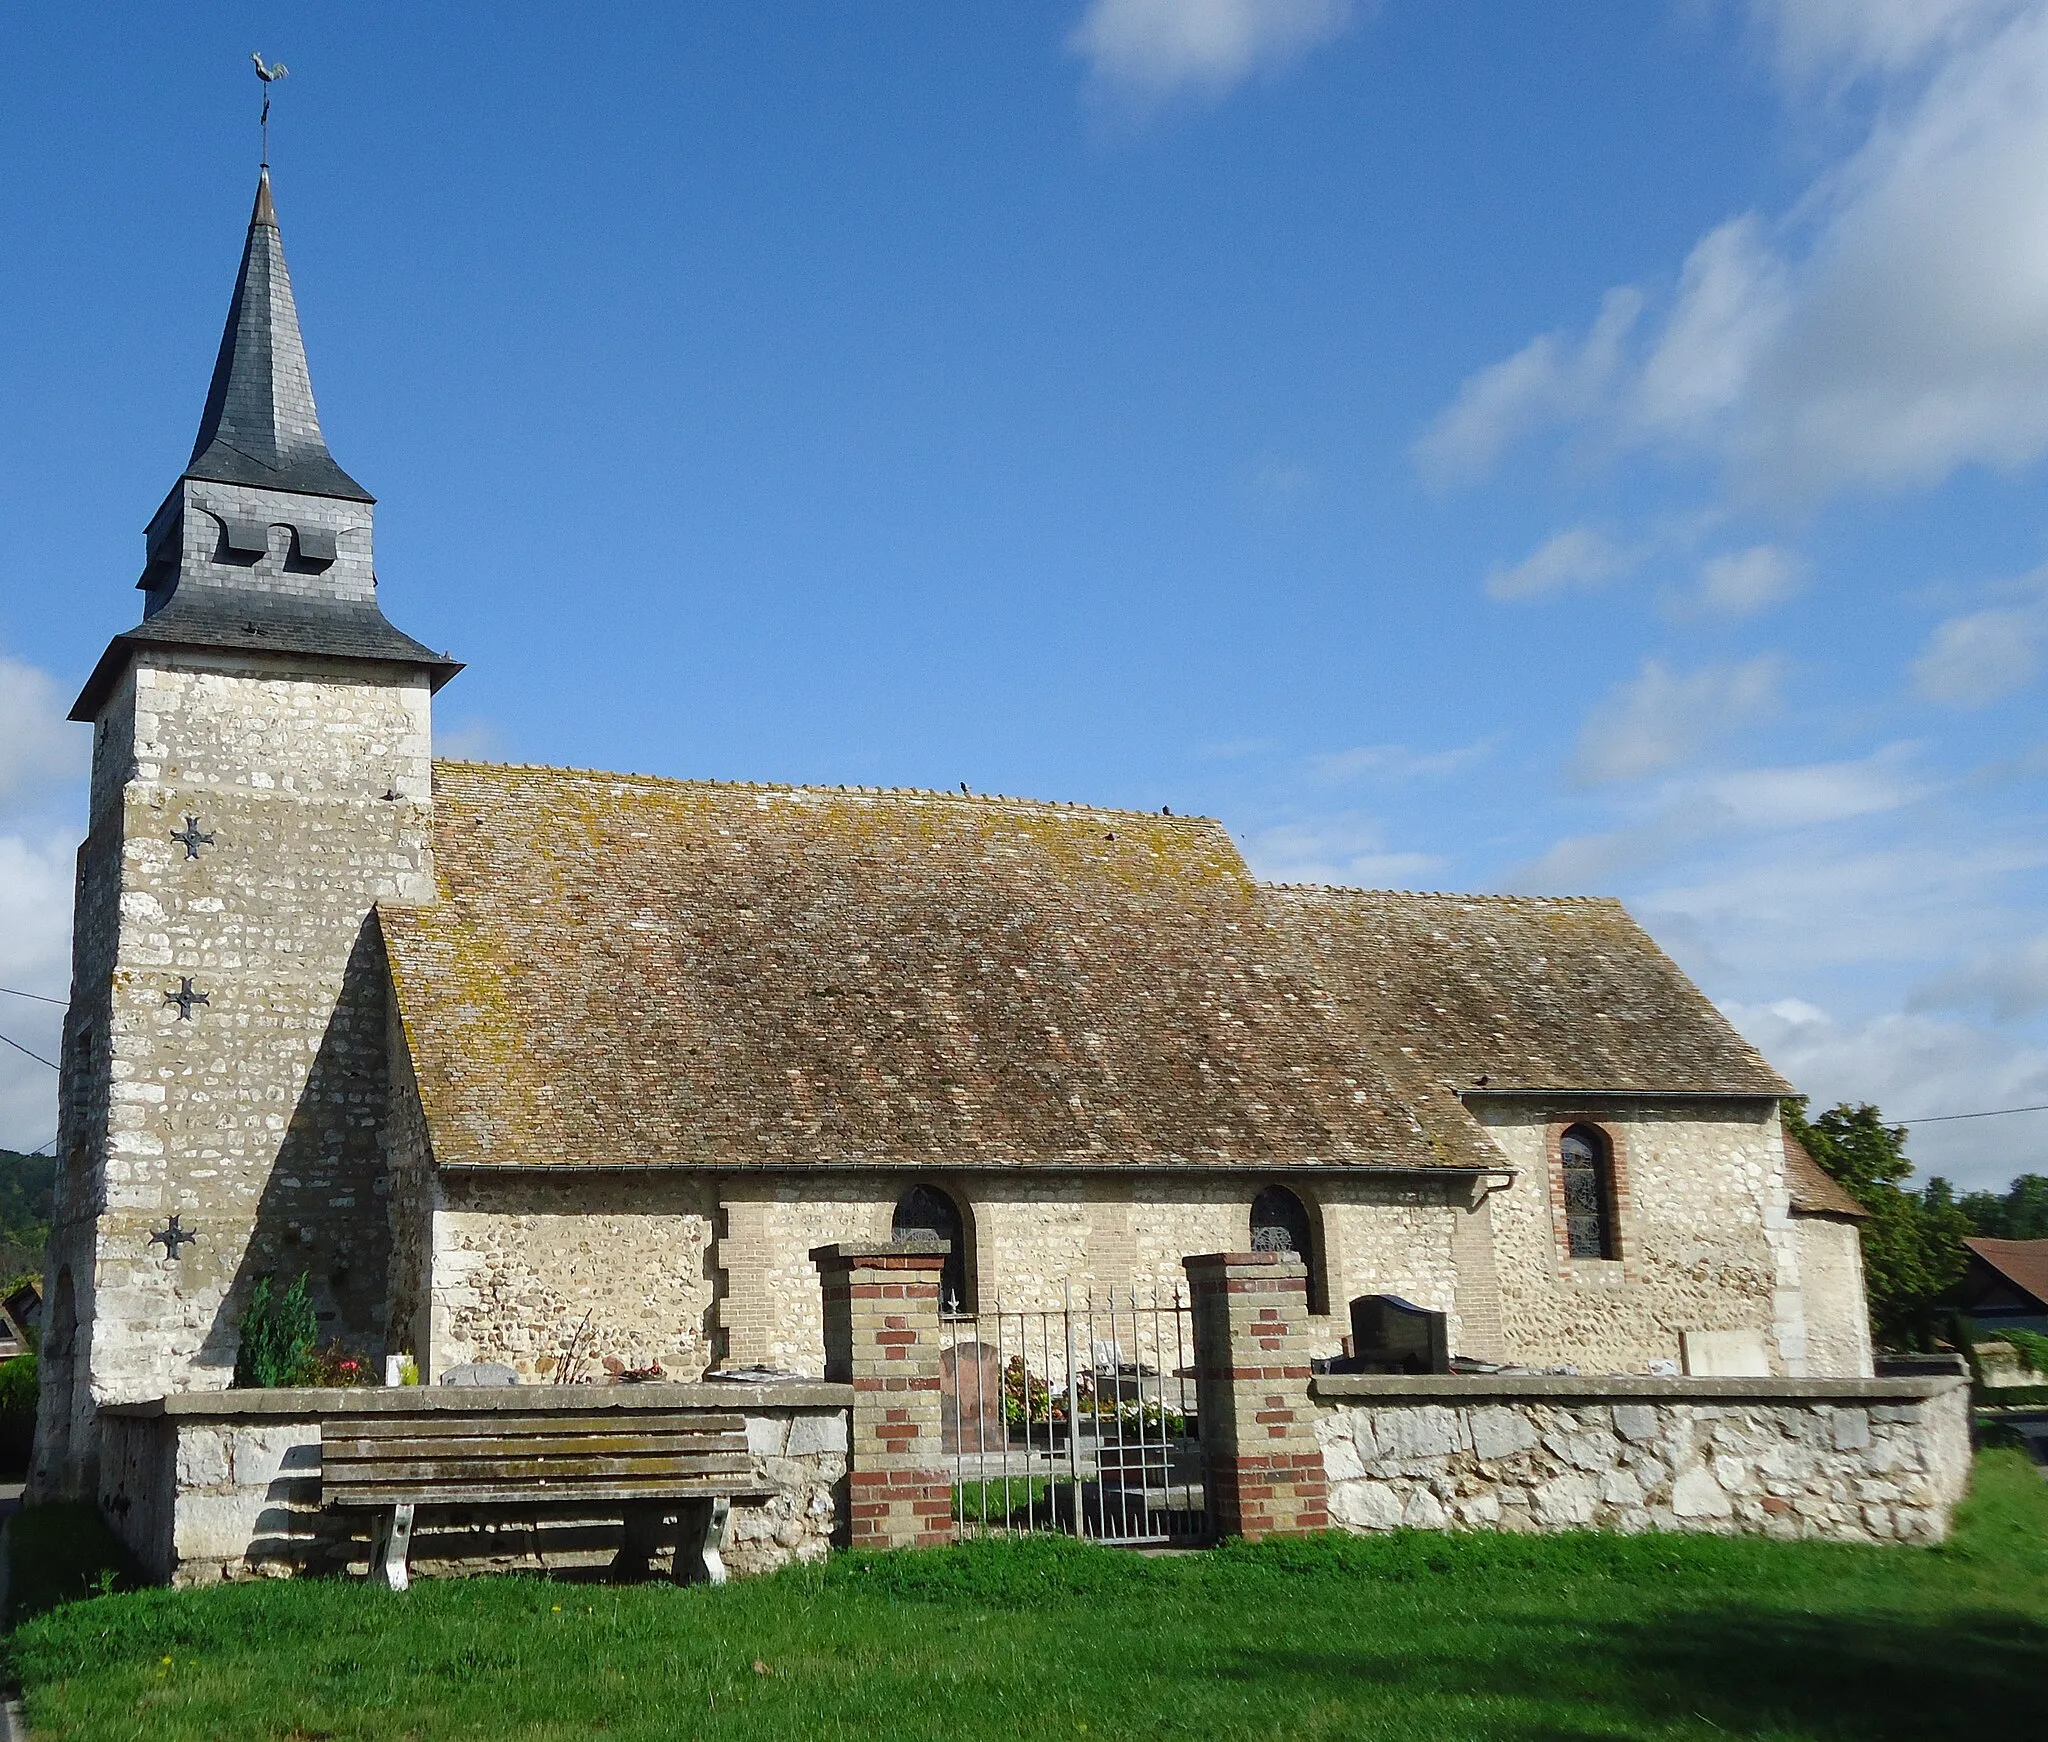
[892,1184,972,1314]
[1250,1184,1326,1314]
[1560,1125,1618,1260]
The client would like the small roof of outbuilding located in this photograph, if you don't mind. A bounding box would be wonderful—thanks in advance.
[1965,1238,2048,1309]
[1260,885,1789,1099]
[380,762,1451,1173]
[1781,1132,1869,1219]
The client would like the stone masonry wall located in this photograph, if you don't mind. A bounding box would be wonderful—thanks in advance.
[1312,1375,1971,1545]
[56,654,435,1495]
[713,1170,1477,1375]
[431,1173,720,1383]
[1794,1216,1877,1380]
[99,1388,848,1587]
[1476,1101,1807,1375]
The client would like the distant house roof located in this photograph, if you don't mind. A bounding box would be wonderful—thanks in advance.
[381,762,1451,1173]
[1964,1238,2048,1311]
[1258,885,1789,1100]
[1780,1133,1869,1219]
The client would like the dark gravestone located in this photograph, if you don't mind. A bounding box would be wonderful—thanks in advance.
[940,1341,1006,1455]
[1345,1295,1450,1375]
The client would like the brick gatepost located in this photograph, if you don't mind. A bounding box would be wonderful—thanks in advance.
[1183,1251,1329,1541]
[811,1238,955,1551]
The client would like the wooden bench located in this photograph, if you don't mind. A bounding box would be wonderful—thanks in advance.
[320,1408,764,1591]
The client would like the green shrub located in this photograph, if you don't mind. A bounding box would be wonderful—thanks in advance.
[232,1273,318,1388]
[1992,1327,2048,1377]
[0,1346,36,1413]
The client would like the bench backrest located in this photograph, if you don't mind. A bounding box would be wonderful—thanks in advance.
[321,1409,753,1508]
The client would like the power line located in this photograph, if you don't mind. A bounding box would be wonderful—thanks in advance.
[0,985,66,1007]
[0,1032,59,1072]
[1899,1102,2048,1125]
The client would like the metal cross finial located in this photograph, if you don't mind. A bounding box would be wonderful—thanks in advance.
[252,52,289,167]
[164,977,210,1020]
[149,1214,199,1261]
[171,817,215,860]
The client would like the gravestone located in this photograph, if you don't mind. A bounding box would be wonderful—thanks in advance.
[939,1341,1006,1455]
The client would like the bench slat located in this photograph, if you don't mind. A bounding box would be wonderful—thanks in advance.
[324,1412,746,1440]
[330,1481,770,1508]
[328,1453,754,1488]
[325,1432,746,1463]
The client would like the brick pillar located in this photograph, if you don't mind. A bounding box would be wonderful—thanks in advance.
[1184,1250,1328,1541]
[812,1238,954,1551]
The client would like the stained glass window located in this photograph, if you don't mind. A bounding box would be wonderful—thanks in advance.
[1560,1126,1615,1259]
[893,1184,971,1314]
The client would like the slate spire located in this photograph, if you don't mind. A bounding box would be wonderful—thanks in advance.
[185,168,372,502]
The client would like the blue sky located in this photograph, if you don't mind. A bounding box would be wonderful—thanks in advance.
[2,2,2045,1186]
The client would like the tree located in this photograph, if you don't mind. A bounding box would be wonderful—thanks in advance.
[1953,1173,2048,1240]
[1783,1100,1973,1350]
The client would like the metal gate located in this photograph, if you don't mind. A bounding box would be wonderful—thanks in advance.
[941,1286,1207,1546]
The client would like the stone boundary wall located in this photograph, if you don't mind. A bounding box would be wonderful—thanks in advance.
[1309,1374,1971,1545]
[98,1383,851,1587]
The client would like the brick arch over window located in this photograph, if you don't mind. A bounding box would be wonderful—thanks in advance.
[892,1183,973,1314]
[1559,1124,1620,1261]
[1250,1183,1328,1314]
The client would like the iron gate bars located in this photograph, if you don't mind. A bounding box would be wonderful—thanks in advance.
[943,1284,1206,1547]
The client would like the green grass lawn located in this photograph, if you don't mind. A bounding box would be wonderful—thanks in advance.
[8,1449,2046,1741]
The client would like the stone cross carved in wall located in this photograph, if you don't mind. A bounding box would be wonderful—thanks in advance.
[170,816,216,859]
[149,1214,199,1261]
[164,977,210,1020]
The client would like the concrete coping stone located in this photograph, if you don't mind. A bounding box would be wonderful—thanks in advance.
[100,1381,856,1420]
[1309,1374,1966,1404]
[810,1238,949,1262]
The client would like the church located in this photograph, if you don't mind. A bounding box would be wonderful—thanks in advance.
[32,172,1874,1502]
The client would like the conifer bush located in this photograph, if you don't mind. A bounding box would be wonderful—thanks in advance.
[232,1272,319,1388]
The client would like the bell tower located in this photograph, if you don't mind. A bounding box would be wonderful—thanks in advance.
[33,170,460,1498]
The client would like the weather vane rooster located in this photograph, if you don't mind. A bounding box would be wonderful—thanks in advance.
[252,52,289,166]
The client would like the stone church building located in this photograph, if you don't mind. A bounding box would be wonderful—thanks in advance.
[33,174,1873,1500]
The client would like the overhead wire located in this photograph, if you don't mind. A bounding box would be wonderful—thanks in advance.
[1898,1102,2048,1125]
[0,985,66,1007]
[0,1032,60,1071]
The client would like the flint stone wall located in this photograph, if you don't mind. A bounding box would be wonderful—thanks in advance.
[97,1383,850,1587]
[1311,1374,1970,1545]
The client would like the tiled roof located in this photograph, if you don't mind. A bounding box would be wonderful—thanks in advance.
[380,762,1450,1172]
[1260,885,1789,1099]
[1966,1238,2048,1309]
[1782,1132,1869,1219]
[69,588,461,720]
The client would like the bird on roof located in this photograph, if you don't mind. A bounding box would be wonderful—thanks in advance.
[252,52,289,82]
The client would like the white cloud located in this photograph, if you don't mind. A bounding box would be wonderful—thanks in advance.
[1069,0,1354,98]
[1485,525,1642,602]
[1415,289,1641,486]
[1240,814,1442,887]
[1700,746,1930,829]
[1757,0,2028,90]
[1912,932,2048,1020]
[1571,655,1785,786]
[1516,744,1932,889]
[1725,996,2048,1189]
[1697,544,1809,615]
[0,655,86,798]
[1422,1,2048,504]
[1912,572,2048,707]
[1308,739,1492,784]
[0,651,83,1153]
